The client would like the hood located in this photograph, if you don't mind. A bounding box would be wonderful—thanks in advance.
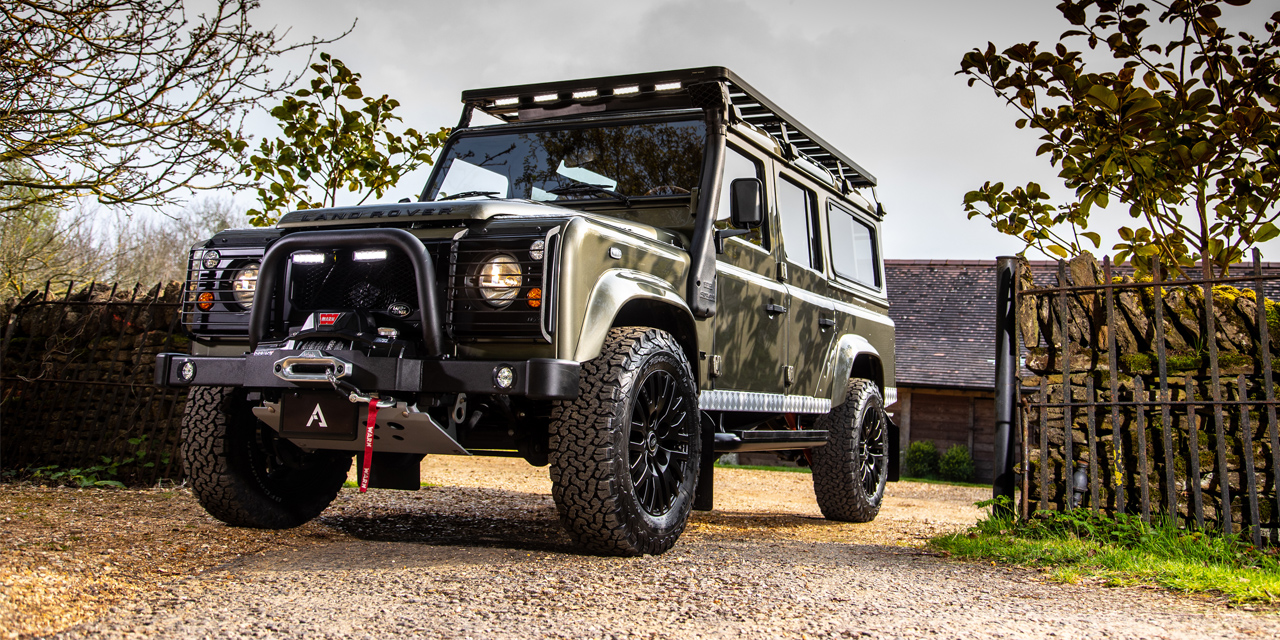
[275,199,569,229]
[275,198,688,248]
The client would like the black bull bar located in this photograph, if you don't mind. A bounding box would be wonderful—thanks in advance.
[248,228,445,353]
[155,228,580,399]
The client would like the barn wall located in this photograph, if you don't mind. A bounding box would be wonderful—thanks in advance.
[893,389,995,482]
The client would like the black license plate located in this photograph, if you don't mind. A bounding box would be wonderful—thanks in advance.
[279,391,359,440]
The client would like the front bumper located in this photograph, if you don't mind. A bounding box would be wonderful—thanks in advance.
[155,351,581,400]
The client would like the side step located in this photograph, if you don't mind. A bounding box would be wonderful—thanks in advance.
[713,430,828,453]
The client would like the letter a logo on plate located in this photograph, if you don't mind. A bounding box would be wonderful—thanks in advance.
[318,313,340,326]
[307,404,329,428]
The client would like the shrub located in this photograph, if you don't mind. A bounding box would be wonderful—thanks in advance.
[939,445,975,482]
[906,440,939,478]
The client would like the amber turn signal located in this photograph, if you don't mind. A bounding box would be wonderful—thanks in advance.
[527,287,542,308]
[197,292,215,311]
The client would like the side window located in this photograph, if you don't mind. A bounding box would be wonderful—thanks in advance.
[828,203,879,288]
[776,175,820,271]
[715,146,767,249]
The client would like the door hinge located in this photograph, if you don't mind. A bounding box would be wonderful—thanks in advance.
[777,263,788,281]
[784,365,796,386]
[710,355,722,378]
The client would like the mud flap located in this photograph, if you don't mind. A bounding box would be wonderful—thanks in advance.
[692,418,716,511]
[367,452,425,490]
[885,408,900,482]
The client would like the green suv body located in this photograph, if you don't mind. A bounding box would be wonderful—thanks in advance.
[158,67,897,555]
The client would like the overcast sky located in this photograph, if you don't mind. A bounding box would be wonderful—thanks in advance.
[238,0,1279,262]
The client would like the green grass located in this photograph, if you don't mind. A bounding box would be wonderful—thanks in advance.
[898,475,990,488]
[713,464,992,488]
[930,500,1280,604]
[714,462,812,473]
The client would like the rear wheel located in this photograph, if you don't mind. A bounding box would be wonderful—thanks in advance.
[181,386,352,529]
[549,327,701,556]
[811,378,888,522]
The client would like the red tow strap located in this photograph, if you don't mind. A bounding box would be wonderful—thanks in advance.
[359,399,379,493]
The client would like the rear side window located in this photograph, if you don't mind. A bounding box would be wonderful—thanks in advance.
[828,203,879,288]
[776,176,821,271]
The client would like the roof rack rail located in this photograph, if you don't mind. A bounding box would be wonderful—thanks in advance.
[461,67,876,188]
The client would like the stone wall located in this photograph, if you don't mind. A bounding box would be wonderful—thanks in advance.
[1018,255,1279,531]
[1,282,190,485]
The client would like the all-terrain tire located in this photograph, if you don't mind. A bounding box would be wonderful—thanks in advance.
[811,378,888,522]
[549,327,701,556]
[181,386,352,529]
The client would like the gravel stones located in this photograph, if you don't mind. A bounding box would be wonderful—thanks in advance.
[5,459,1277,639]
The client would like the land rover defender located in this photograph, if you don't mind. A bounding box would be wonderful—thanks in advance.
[158,67,897,556]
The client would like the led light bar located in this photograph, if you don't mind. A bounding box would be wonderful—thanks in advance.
[654,81,681,91]
[613,85,639,95]
[353,249,387,262]
[494,97,519,107]
[534,93,558,103]
[572,89,598,99]
[292,252,325,265]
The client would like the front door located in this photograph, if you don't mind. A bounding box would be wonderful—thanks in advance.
[712,144,785,393]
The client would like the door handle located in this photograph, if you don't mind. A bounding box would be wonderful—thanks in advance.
[818,317,836,329]
[765,303,788,315]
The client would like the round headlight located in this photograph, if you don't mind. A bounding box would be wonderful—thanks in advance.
[233,263,259,309]
[477,254,522,308]
[202,250,221,269]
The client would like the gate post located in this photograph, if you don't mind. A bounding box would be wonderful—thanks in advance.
[993,257,1019,514]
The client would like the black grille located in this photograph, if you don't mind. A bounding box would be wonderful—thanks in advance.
[448,234,548,342]
[289,250,420,312]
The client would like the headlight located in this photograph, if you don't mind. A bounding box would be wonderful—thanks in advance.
[477,254,522,308]
[233,263,259,309]
[202,250,220,269]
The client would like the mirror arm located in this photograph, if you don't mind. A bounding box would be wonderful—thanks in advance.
[714,228,751,254]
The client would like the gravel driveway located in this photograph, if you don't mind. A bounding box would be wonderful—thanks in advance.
[5,457,1278,639]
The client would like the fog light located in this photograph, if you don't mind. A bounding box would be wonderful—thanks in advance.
[494,365,515,389]
[202,250,220,269]
[354,249,387,262]
[292,252,325,265]
[527,287,542,309]
[197,292,214,311]
[178,361,196,382]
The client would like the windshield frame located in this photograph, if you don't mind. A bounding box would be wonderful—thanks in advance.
[418,110,709,205]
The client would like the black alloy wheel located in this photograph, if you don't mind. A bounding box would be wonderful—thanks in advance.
[856,404,888,498]
[627,367,693,517]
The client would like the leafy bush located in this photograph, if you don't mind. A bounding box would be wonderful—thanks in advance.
[906,440,939,478]
[939,445,975,482]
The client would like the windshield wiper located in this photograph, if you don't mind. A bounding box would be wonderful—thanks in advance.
[436,190,501,201]
[547,183,631,207]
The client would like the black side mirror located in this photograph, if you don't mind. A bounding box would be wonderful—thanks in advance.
[729,178,763,228]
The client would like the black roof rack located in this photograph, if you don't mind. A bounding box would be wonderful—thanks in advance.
[461,67,876,188]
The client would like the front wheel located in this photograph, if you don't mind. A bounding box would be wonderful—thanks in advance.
[811,378,888,522]
[181,386,352,529]
[549,327,702,556]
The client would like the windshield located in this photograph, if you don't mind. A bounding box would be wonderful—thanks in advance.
[423,118,706,202]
